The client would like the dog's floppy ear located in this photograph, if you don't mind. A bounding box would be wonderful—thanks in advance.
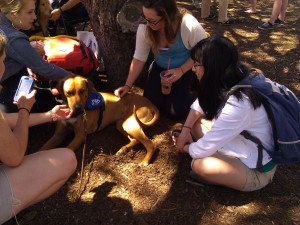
[56,78,68,103]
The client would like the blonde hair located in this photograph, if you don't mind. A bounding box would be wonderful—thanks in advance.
[0,0,25,15]
[0,32,7,57]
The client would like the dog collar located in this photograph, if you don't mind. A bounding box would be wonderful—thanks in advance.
[86,92,105,110]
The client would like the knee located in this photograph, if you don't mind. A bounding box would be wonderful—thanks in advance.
[191,157,219,179]
[59,148,77,176]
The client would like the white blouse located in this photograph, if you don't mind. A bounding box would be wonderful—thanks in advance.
[189,95,273,169]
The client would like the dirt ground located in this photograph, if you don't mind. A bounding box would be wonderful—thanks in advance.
[4,0,300,224]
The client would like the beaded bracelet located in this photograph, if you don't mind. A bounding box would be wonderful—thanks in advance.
[18,107,30,114]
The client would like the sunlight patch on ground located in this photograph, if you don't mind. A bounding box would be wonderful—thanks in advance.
[242,50,276,62]
[270,33,298,55]
[233,28,260,41]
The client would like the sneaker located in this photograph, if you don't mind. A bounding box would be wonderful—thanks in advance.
[258,22,274,30]
[219,18,235,26]
[187,171,220,187]
[202,14,216,21]
[274,18,285,25]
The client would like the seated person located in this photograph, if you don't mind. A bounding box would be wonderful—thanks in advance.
[0,31,77,225]
[174,35,277,191]
[114,0,207,121]
[49,0,89,36]
[0,0,73,113]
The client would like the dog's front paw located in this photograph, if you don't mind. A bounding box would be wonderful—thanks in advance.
[115,146,128,156]
[139,160,149,166]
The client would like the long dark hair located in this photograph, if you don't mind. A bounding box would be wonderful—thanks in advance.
[191,35,262,120]
[143,0,184,55]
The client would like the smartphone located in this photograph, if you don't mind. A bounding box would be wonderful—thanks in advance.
[13,76,34,102]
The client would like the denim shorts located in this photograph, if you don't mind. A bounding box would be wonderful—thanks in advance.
[0,165,13,224]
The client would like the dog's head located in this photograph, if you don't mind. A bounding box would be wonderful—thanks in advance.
[58,75,95,116]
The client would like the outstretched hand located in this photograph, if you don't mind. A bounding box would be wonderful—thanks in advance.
[51,105,73,121]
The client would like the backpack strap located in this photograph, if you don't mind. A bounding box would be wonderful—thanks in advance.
[241,130,264,172]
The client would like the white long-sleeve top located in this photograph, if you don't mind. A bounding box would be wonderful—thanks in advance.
[189,94,274,169]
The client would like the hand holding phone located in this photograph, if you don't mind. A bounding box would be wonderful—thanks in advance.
[14,76,34,102]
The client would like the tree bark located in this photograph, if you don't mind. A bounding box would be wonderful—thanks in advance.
[81,0,143,90]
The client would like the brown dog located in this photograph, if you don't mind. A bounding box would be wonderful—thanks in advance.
[40,75,159,166]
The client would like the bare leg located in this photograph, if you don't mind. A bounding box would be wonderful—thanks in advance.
[269,0,285,24]
[191,153,247,190]
[5,148,77,214]
[245,0,257,13]
[278,0,288,21]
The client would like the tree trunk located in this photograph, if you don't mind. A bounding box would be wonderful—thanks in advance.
[81,0,143,90]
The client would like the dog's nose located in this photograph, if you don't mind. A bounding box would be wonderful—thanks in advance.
[74,104,84,112]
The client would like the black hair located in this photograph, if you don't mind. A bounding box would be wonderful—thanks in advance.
[191,35,262,120]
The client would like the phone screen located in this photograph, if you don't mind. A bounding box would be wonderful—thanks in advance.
[14,76,34,102]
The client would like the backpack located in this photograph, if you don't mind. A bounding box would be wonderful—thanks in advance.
[228,74,300,169]
[29,35,100,78]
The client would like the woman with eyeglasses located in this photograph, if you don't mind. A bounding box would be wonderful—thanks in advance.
[114,0,207,121]
[173,35,277,191]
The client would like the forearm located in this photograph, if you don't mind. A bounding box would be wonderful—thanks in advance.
[183,109,203,129]
[13,109,30,157]
[125,58,145,87]
[180,57,194,75]
[60,0,81,12]
[5,111,52,128]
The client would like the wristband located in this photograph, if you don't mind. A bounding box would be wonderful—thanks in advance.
[18,107,30,114]
[182,125,191,130]
[124,84,131,90]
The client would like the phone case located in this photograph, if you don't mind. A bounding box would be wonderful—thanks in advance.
[14,76,34,102]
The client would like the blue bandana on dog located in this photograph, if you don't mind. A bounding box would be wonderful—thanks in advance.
[85,92,105,110]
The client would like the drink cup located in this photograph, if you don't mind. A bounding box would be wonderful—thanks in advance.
[160,70,173,95]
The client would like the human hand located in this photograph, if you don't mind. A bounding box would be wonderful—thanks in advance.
[49,8,62,21]
[173,128,193,153]
[164,67,184,84]
[50,105,73,121]
[114,85,130,98]
[15,89,37,112]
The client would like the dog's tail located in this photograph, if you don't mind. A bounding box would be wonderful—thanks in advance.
[133,104,159,127]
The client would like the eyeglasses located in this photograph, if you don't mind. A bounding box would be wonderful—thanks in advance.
[193,63,203,68]
[141,13,163,26]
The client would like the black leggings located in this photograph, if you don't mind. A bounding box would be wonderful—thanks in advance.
[143,62,197,121]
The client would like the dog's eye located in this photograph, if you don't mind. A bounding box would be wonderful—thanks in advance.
[79,89,85,95]
[65,91,73,97]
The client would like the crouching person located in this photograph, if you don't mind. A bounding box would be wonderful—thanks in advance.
[0,34,77,224]
[173,35,276,192]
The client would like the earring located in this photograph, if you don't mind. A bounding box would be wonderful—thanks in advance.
[11,22,18,29]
